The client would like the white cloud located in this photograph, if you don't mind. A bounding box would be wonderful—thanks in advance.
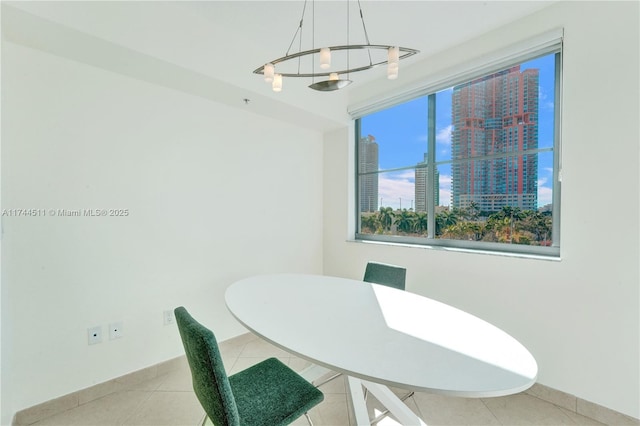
[539,87,547,100]
[436,125,453,145]
[378,172,453,208]
[378,171,416,209]
[537,178,553,207]
[539,87,554,111]
[439,175,451,206]
[538,186,553,207]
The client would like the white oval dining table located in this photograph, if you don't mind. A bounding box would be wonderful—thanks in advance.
[225,273,538,425]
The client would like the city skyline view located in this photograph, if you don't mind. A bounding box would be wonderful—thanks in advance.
[360,53,556,211]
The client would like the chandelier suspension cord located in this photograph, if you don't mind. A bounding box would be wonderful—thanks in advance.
[284,7,304,56]
[285,0,308,75]
[312,0,315,83]
[357,0,373,66]
[347,0,350,80]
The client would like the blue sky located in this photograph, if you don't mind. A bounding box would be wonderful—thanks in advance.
[361,53,556,210]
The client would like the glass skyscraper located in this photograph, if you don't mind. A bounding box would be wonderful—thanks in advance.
[451,66,539,212]
[359,135,379,212]
[415,153,439,212]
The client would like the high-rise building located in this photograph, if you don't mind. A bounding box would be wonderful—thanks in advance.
[359,135,379,212]
[415,153,439,212]
[451,66,539,212]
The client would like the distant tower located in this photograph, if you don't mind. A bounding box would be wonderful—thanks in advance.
[451,66,539,212]
[415,153,439,212]
[359,135,379,212]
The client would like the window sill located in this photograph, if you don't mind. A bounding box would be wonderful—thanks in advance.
[347,238,561,261]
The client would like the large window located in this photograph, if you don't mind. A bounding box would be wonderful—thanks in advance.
[355,47,561,257]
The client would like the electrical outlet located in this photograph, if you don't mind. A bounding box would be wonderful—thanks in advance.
[163,310,175,326]
[109,321,124,340]
[88,326,102,345]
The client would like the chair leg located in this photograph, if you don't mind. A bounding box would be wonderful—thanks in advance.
[304,412,314,426]
[313,372,342,388]
[401,391,415,402]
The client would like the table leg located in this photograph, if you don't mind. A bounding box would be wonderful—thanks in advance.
[308,370,425,426]
[347,376,371,426]
[360,380,426,426]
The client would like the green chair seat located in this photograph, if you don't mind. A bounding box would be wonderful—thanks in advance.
[230,358,323,426]
[174,306,323,426]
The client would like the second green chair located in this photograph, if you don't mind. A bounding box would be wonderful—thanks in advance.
[363,261,406,290]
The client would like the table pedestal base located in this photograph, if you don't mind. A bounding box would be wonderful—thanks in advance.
[300,365,426,426]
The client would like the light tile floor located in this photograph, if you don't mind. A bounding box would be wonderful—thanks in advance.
[31,333,605,426]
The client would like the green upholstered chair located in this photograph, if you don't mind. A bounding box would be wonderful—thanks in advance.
[174,306,324,426]
[363,261,406,290]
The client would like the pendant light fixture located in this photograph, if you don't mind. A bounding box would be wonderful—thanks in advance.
[254,0,419,92]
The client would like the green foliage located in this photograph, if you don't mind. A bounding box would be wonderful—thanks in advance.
[394,209,415,233]
[359,205,553,246]
[378,207,394,231]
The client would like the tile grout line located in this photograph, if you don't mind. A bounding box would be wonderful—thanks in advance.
[479,397,503,425]
[116,389,156,426]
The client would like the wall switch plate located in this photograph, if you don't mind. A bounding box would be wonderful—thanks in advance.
[109,322,123,340]
[88,326,102,345]
[163,310,175,326]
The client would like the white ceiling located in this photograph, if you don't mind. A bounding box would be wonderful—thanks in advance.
[4,1,555,131]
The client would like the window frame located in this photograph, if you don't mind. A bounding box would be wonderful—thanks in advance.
[353,35,563,258]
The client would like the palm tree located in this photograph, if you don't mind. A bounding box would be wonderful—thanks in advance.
[485,216,513,243]
[414,212,428,235]
[519,211,552,244]
[451,206,468,221]
[491,206,525,243]
[377,207,394,231]
[394,209,415,233]
[435,210,459,236]
[466,202,480,221]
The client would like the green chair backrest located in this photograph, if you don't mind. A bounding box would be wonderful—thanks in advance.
[174,306,241,426]
[363,262,406,290]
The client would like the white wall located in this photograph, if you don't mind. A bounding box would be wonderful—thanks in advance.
[324,1,639,419]
[1,40,323,422]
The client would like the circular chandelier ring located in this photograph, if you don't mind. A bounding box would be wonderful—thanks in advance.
[254,44,419,78]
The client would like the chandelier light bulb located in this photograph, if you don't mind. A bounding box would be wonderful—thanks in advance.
[388,46,400,65]
[320,47,331,69]
[329,72,339,81]
[387,63,399,80]
[264,63,275,83]
[272,74,283,92]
